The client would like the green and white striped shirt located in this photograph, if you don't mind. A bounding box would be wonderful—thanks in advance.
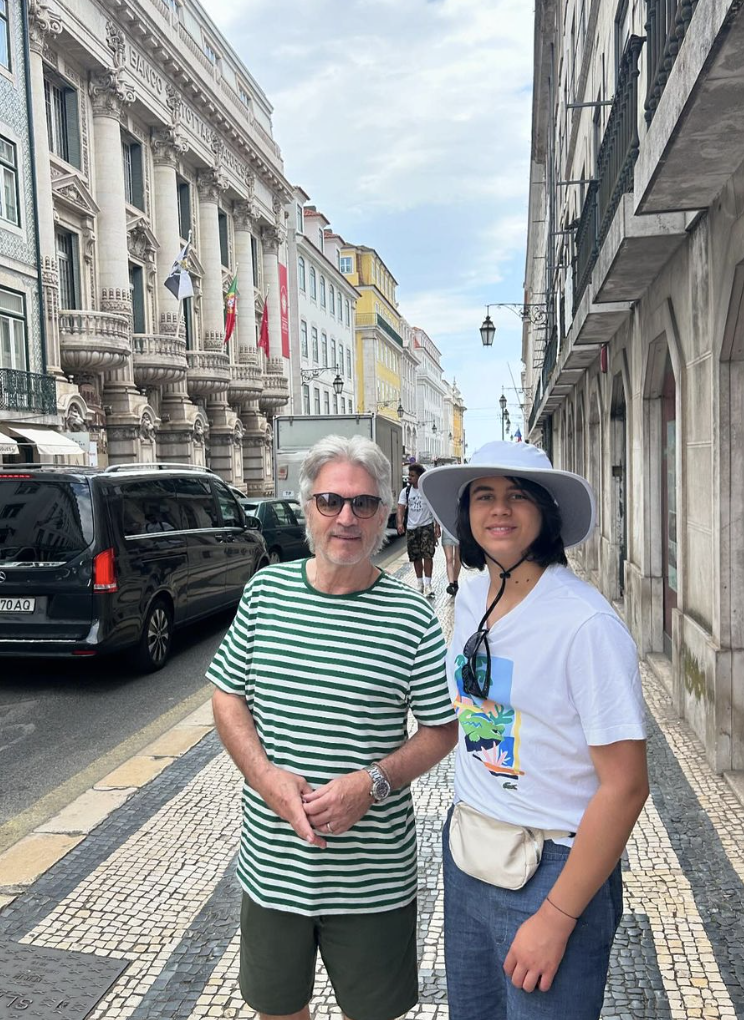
[206,559,454,916]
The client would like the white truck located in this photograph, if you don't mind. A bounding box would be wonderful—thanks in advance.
[273,414,403,528]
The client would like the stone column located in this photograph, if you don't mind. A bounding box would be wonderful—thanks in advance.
[232,201,256,358]
[152,128,195,462]
[28,1,62,376]
[196,170,226,349]
[261,228,282,361]
[90,67,139,457]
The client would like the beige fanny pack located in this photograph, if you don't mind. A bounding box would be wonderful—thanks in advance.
[449,801,572,891]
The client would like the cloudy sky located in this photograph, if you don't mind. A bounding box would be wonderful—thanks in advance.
[202,0,535,453]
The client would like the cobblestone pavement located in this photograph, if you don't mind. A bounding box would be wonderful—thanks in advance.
[1,554,744,1019]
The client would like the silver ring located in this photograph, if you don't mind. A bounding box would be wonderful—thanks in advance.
[326,822,334,834]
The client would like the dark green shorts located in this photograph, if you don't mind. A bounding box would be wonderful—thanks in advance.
[239,894,418,1020]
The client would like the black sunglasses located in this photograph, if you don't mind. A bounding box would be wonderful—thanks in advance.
[311,492,383,519]
[461,627,492,699]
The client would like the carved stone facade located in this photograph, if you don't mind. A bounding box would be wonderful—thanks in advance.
[15,0,292,486]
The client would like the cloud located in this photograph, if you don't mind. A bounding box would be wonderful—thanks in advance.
[201,0,534,451]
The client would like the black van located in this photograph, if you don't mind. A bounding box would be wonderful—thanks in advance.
[0,463,269,672]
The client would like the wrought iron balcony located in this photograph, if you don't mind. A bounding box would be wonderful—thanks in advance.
[0,367,57,415]
[355,312,404,347]
[573,36,644,314]
[59,309,131,374]
[644,0,700,125]
[132,333,188,388]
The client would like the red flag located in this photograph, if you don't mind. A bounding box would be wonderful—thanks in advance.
[258,300,269,355]
[223,272,238,345]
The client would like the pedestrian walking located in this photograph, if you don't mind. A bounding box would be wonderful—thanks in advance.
[208,435,458,1020]
[397,463,440,597]
[441,529,461,596]
[420,441,648,1020]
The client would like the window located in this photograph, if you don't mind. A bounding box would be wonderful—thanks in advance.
[0,136,18,225]
[321,332,328,366]
[129,263,146,333]
[309,266,316,299]
[339,292,344,321]
[203,38,220,66]
[300,319,308,358]
[330,338,336,370]
[296,203,304,233]
[319,275,326,307]
[0,1,10,72]
[251,235,260,287]
[346,349,351,378]
[238,83,251,109]
[121,480,181,536]
[302,384,310,414]
[218,210,229,267]
[0,287,26,370]
[334,393,339,414]
[44,76,80,168]
[329,286,335,315]
[177,179,191,239]
[318,227,324,251]
[298,256,306,292]
[311,326,318,363]
[345,299,350,326]
[174,476,219,529]
[340,397,345,414]
[615,0,631,72]
[313,387,321,415]
[213,481,242,528]
[183,296,194,349]
[338,343,344,375]
[56,230,80,310]
[122,138,144,210]
[323,391,330,415]
[340,256,352,274]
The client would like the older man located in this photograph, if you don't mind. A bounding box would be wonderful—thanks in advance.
[208,435,457,1020]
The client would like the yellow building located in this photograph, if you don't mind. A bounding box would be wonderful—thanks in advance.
[337,244,403,421]
[451,381,466,462]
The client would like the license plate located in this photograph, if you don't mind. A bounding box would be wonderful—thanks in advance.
[0,597,35,612]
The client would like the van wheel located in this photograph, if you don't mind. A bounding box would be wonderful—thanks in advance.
[268,547,282,565]
[133,598,173,673]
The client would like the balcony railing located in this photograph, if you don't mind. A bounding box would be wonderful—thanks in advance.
[644,0,700,125]
[355,312,404,347]
[0,367,57,415]
[573,36,644,314]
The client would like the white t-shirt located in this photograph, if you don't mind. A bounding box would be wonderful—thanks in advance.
[447,564,646,843]
[398,484,434,529]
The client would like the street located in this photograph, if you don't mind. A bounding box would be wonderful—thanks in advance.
[0,538,406,854]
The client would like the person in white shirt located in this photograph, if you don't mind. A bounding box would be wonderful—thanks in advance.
[397,463,440,597]
[420,441,648,1020]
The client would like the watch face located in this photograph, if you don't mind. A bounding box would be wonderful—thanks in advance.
[373,776,390,800]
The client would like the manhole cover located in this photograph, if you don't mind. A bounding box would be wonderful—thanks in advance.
[0,939,128,1019]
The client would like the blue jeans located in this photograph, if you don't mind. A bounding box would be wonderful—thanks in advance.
[443,810,622,1020]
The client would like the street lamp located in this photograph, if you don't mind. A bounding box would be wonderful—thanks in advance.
[499,393,508,441]
[480,302,548,347]
[332,374,343,396]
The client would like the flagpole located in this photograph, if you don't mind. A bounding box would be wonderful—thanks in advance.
[177,229,192,352]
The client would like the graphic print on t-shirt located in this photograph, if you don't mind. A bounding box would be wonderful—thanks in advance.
[452,651,524,791]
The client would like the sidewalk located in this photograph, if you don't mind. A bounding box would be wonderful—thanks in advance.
[1,554,744,1019]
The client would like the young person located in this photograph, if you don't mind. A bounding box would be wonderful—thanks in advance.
[420,441,648,1020]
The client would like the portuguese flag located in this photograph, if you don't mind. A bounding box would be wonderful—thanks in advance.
[224,271,238,344]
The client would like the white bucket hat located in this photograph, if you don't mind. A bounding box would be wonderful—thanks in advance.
[419,441,596,548]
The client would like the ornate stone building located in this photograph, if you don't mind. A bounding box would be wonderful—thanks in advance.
[19,0,291,490]
[524,0,744,774]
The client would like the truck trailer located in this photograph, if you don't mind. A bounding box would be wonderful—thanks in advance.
[273,414,403,528]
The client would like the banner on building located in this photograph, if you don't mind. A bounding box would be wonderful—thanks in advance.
[257,297,269,355]
[278,263,290,359]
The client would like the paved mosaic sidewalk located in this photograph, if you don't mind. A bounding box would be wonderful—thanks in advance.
[1,554,744,1019]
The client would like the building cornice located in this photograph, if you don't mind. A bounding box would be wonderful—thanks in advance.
[98,0,293,203]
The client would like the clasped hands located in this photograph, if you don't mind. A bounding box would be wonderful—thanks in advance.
[254,764,372,849]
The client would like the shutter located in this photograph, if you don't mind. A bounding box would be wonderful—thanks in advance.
[64,88,81,169]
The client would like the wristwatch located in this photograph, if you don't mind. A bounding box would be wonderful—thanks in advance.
[364,763,392,802]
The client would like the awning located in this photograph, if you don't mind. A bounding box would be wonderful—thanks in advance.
[7,425,85,457]
[0,433,19,456]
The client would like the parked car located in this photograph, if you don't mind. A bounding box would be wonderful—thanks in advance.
[239,496,310,564]
[0,463,269,672]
